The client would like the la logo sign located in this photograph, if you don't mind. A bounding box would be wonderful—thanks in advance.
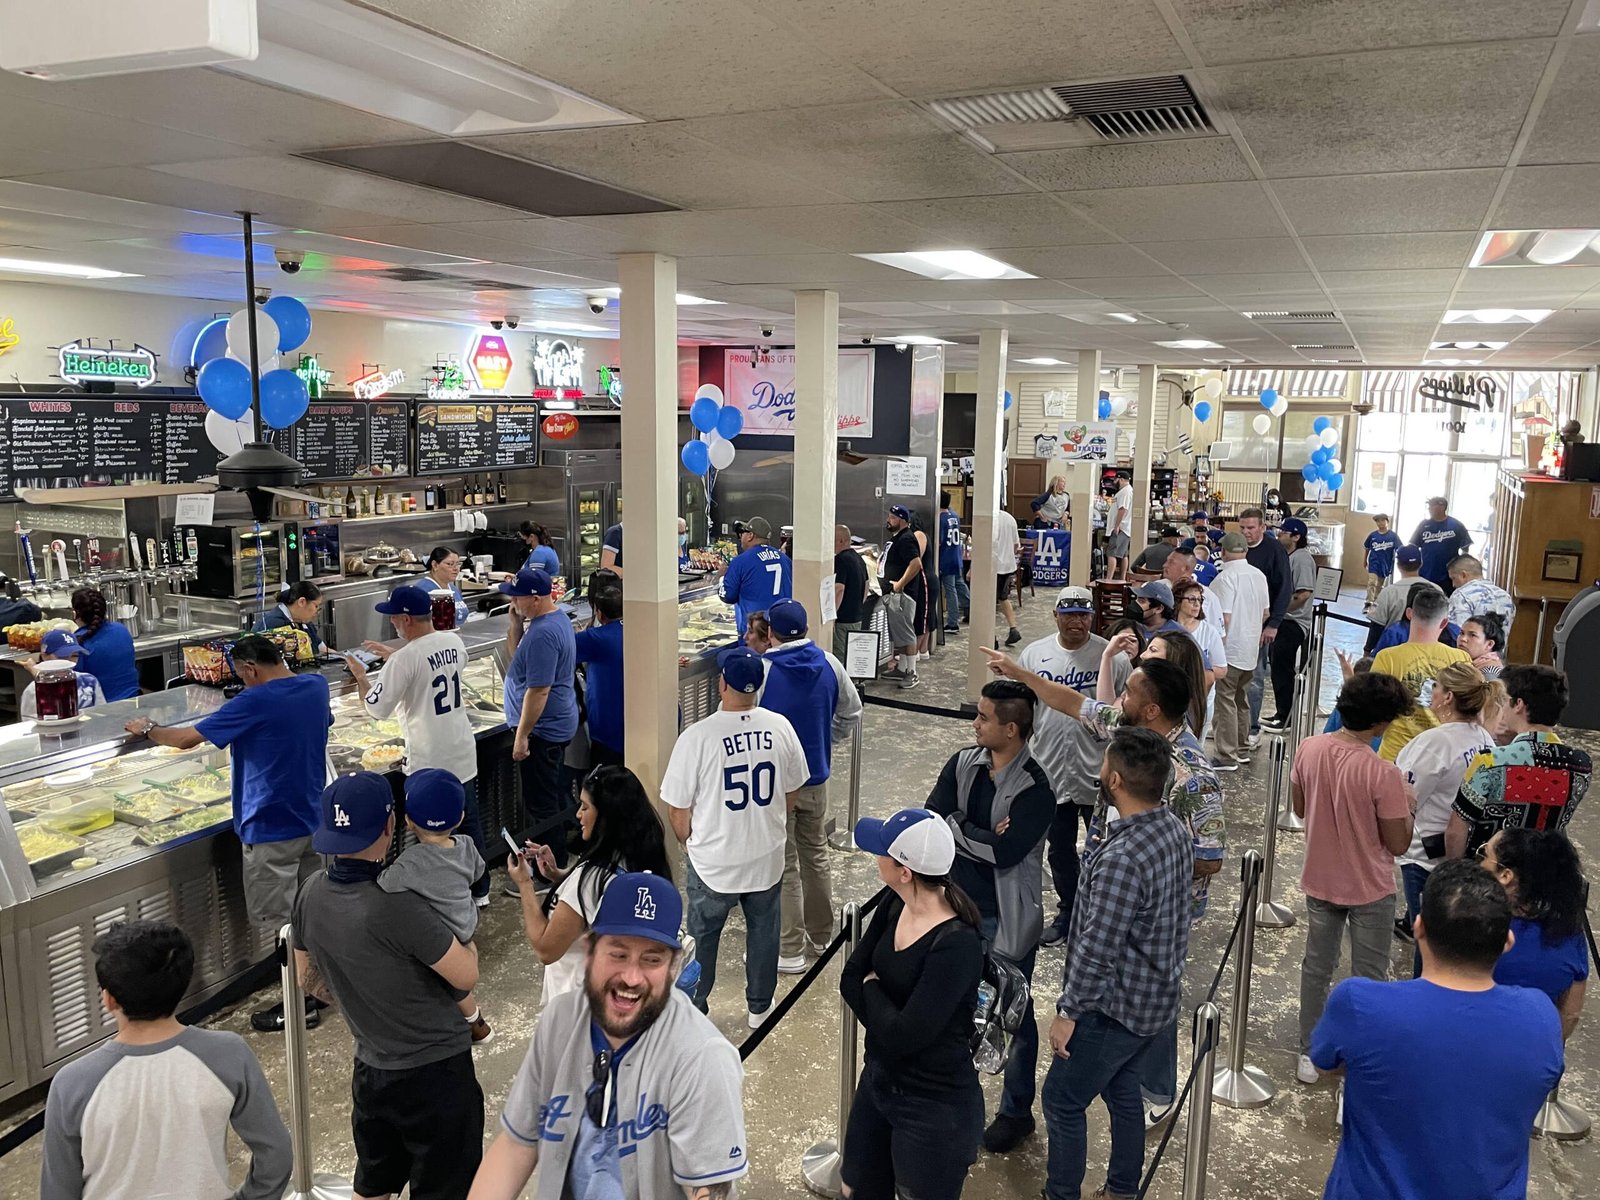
[470,333,513,393]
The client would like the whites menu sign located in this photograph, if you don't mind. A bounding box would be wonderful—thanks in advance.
[722,348,875,437]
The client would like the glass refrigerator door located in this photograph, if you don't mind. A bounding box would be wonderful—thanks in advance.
[575,484,605,583]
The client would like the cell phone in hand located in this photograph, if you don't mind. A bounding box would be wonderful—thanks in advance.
[501,827,527,858]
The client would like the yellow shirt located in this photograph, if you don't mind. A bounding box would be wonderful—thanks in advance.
[1371,640,1472,761]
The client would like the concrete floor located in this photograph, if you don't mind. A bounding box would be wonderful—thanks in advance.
[1,586,1597,1198]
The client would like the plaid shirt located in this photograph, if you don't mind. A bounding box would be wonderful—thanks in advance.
[1058,805,1194,1036]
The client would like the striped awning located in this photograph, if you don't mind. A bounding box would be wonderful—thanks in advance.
[1223,368,1348,399]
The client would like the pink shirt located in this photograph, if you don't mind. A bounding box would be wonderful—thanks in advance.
[1292,733,1414,906]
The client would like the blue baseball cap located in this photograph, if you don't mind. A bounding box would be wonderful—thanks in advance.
[888,504,911,521]
[314,772,394,855]
[1398,544,1423,566]
[41,630,82,658]
[854,808,955,875]
[591,871,682,948]
[1133,579,1175,610]
[375,584,434,616]
[768,598,808,638]
[720,647,766,693]
[499,567,553,597]
[1280,517,1308,539]
[404,768,464,832]
[1190,511,1209,522]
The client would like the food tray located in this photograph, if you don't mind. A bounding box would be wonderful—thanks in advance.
[113,789,196,826]
[16,819,87,874]
[154,769,232,806]
[134,806,233,846]
[35,792,116,838]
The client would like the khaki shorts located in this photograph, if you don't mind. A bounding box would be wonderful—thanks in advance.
[1107,532,1131,558]
[241,836,323,930]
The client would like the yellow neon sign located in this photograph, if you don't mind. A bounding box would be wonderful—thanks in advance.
[0,317,17,359]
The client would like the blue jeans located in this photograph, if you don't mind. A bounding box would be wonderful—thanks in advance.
[842,1062,983,1200]
[1401,862,1428,979]
[940,571,970,629]
[980,916,1039,1120]
[1246,641,1270,733]
[685,863,781,1014]
[1042,1011,1159,1200]
[1138,1017,1179,1109]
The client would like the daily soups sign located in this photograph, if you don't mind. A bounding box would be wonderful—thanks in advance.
[722,348,875,438]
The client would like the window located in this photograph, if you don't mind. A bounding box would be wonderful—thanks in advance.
[1351,450,1399,516]
[1219,407,1277,469]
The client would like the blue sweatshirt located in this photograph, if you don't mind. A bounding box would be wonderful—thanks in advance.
[760,640,840,786]
[718,543,792,635]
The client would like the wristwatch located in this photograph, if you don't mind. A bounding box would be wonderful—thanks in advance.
[135,719,158,737]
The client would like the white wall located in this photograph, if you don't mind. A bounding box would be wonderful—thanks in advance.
[0,280,614,393]
[945,367,1190,463]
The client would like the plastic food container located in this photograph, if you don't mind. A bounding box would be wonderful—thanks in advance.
[33,661,80,723]
[37,791,115,838]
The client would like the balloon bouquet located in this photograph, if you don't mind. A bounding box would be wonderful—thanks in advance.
[193,295,315,455]
[1300,416,1344,493]
[682,385,744,475]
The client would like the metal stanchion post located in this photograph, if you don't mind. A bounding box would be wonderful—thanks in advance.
[1278,677,1305,834]
[828,719,864,851]
[802,902,863,1197]
[1214,851,1276,1109]
[1533,1079,1592,1140]
[1256,739,1296,929]
[1183,1001,1222,1200]
[277,925,352,1200]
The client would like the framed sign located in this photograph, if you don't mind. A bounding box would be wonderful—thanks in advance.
[1057,420,1116,461]
[1543,550,1581,583]
[722,348,874,437]
[1312,566,1343,602]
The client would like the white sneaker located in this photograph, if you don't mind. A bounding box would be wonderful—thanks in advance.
[1296,1054,1320,1085]
[748,1006,773,1029]
[475,894,491,909]
[1144,1103,1173,1133]
[777,954,808,974]
[1247,734,1262,750]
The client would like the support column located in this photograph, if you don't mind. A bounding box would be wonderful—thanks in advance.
[967,329,1008,697]
[618,252,679,797]
[1130,363,1158,558]
[793,290,839,642]
[1068,350,1101,587]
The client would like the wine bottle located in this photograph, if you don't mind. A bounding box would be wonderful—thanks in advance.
[497,472,508,504]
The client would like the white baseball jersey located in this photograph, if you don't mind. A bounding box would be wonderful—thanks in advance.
[360,630,477,783]
[661,705,807,893]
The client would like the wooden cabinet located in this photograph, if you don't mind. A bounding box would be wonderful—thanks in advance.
[1007,458,1046,523]
[1493,470,1598,662]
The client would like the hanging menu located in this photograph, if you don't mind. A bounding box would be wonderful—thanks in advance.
[367,402,410,475]
[0,397,224,497]
[264,400,412,480]
[158,402,222,486]
[415,401,542,474]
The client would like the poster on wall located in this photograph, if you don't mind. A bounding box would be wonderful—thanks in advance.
[1055,420,1117,461]
[722,348,874,437]
[885,456,927,495]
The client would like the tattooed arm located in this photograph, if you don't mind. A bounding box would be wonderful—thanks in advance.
[294,948,333,1005]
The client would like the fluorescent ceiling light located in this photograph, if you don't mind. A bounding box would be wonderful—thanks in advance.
[875,334,954,346]
[221,0,638,136]
[537,322,607,334]
[0,255,133,279]
[1442,309,1551,324]
[1473,228,1600,268]
[856,250,1035,281]
[1106,312,1138,323]
[1426,358,1482,367]
[591,288,723,306]
[1018,357,1064,365]
[1431,340,1507,351]
[1156,339,1222,350]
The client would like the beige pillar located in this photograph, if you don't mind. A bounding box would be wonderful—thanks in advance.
[792,290,839,641]
[618,252,679,796]
[1130,363,1158,555]
[967,328,1008,697]
[1068,349,1101,587]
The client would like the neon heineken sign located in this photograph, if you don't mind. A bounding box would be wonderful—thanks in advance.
[57,340,158,388]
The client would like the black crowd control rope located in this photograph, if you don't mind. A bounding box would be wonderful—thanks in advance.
[0,954,277,1159]
[1322,608,1376,629]
[737,886,889,1062]
[861,694,975,721]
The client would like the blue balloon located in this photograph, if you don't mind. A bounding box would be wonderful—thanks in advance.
[1312,415,1332,434]
[1097,398,1112,420]
[197,356,252,419]
[1311,446,1330,465]
[681,439,710,475]
[1004,390,1014,411]
[715,404,744,440]
[191,317,229,368]
[1325,472,1344,492]
[1260,387,1278,409]
[261,295,312,353]
[1318,460,1338,481]
[1193,400,1212,422]
[690,396,720,433]
[258,369,309,429]
[1301,463,1319,483]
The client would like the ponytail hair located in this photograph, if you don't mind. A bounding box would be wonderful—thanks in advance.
[1435,661,1503,720]
[71,587,107,637]
[911,869,982,929]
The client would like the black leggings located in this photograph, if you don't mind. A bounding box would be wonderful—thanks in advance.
[841,1062,983,1200]
[1269,620,1308,723]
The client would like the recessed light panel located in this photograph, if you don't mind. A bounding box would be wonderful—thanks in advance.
[1472,229,1600,268]
[1430,340,1507,351]
[856,251,1035,281]
[1156,339,1222,349]
[1018,357,1064,365]
[0,256,133,279]
[1442,309,1552,324]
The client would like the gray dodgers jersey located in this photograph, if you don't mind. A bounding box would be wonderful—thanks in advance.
[499,986,748,1198]
[1018,632,1129,806]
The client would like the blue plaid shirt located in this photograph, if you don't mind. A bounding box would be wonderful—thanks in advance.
[1058,805,1194,1036]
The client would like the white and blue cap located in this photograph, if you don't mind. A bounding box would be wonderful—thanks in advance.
[314,772,394,855]
[768,598,808,638]
[498,567,553,597]
[404,768,465,831]
[40,630,82,658]
[854,808,955,875]
[374,584,433,616]
[720,647,765,693]
[591,871,683,949]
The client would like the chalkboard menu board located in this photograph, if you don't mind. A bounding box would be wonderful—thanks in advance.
[0,397,221,497]
[263,401,412,480]
[415,401,542,475]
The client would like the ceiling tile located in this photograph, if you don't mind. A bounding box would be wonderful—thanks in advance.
[1213,41,1553,178]
[1060,181,1289,241]
[1188,273,1327,299]
[1300,232,1477,271]
[1319,268,1462,294]
[679,102,1033,203]
[998,244,1172,279]
[1062,276,1212,300]
[872,193,1117,248]
[430,219,638,258]
[1271,170,1499,234]
[1135,238,1308,275]
[677,253,911,286]
[695,205,935,254]
[552,210,831,256]
[997,137,1254,191]
[1520,36,1600,166]
[1492,165,1600,228]
[0,94,248,177]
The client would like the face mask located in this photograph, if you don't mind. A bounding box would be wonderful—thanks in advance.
[678,533,688,552]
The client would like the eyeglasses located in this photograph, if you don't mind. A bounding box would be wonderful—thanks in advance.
[585,1048,613,1126]
[1179,594,1203,604]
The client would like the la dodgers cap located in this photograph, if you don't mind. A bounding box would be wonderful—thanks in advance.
[855,809,956,876]
[591,871,683,949]
[888,504,912,521]
[1133,579,1175,609]
[40,630,82,657]
[498,567,553,597]
[314,772,394,855]
[1054,586,1093,613]
[374,584,434,616]
[404,768,465,832]
[768,598,808,638]
[720,648,766,693]
[1280,517,1309,538]
[1397,545,1423,565]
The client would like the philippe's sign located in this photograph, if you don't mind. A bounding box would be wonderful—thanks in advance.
[1416,373,1499,411]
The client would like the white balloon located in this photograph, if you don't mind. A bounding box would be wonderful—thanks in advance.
[1251,413,1271,435]
[1327,457,1343,475]
[226,308,281,362]
[1304,433,1322,452]
[1109,396,1130,417]
[1271,399,1288,417]
[694,383,725,406]
[1320,427,1339,448]
[1203,377,1224,400]
[708,436,736,470]
[205,409,253,457]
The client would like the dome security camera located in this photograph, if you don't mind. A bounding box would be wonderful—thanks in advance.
[504,315,520,329]
[587,296,608,314]
[275,248,304,274]
[861,336,873,345]
[489,319,504,331]
[760,324,774,338]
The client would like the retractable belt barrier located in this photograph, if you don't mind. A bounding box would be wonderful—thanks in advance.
[859,694,975,721]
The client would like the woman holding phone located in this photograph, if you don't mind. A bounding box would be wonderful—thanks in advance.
[504,764,672,1004]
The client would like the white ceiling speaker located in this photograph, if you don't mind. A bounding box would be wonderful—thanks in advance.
[0,0,257,80]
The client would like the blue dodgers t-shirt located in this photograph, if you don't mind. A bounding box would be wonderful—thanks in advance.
[1312,977,1562,1200]
[195,673,332,845]
[938,509,963,576]
[1494,917,1590,1006]
[1410,518,1471,585]
[1364,530,1399,577]
[574,619,625,755]
[524,544,561,576]
[505,609,578,742]
[76,620,140,701]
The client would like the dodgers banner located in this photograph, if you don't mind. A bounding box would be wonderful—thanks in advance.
[1027,529,1072,587]
[723,348,875,437]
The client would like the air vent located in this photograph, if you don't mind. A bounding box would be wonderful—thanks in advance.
[1051,75,1212,139]
[1291,343,1356,350]
[1242,311,1340,322]
[929,89,1071,128]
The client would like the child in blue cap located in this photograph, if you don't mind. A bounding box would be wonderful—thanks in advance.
[378,768,492,1044]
